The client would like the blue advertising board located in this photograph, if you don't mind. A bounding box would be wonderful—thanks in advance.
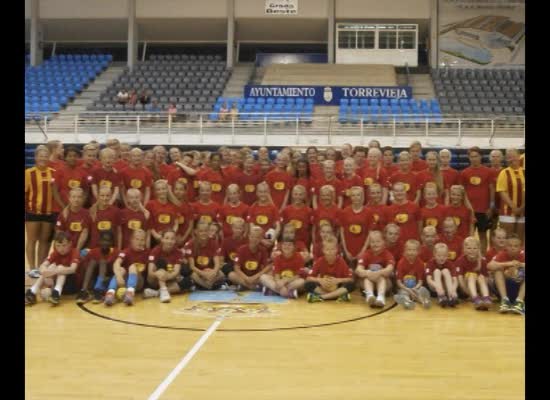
[244,85,413,105]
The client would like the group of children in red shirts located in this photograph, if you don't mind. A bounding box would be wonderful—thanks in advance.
[24,139,525,315]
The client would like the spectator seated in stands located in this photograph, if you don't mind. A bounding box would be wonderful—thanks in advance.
[168,102,178,121]
[139,90,150,107]
[128,90,138,107]
[117,88,129,104]
[230,103,239,121]
[145,99,160,113]
[219,103,230,121]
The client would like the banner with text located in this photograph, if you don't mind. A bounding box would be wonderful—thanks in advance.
[244,85,413,105]
[265,0,298,15]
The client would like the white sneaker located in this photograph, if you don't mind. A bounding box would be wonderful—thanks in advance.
[417,287,432,309]
[159,288,171,303]
[27,269,41,279]
[143,288,159,299]
[375,296,386,308]
[364,291,376,306]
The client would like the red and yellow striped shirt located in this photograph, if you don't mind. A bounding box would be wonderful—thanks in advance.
[496,166,525,216]
[25,166,55,215]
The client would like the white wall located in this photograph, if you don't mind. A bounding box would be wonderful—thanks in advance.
[137,0,227,18]
[336,0,430,19]
[337,49,418,67]
[39,0,127,18]
[25,0,31,19]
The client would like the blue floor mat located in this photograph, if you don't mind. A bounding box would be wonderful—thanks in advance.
[188,290,288,304]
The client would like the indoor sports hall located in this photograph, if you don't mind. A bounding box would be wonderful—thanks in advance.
[25,1,525,399]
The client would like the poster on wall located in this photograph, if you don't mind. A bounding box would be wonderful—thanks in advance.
[438,0,524,67]
[265,0,298,15]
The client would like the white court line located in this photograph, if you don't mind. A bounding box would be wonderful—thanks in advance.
[147,315,225,400]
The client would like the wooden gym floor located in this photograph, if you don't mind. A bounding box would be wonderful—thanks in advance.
[25,237,524,400]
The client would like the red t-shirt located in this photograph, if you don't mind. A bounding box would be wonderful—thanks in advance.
[47,248,80,267]
[234,244,269,277]
[89,206,120,248]
[441,167,460,188]
[238,172,262,206]
[339,206,370,257]
[87,246,119,264]
[91,167,122,193]
[309,256,353,279]
[160,163,177,180]
[119,208,149,249]
[383,164,399,178]
[365,205,388,232]
[389,171,419,202]
[247,203,280,231]
[293,177,311,197]
[77,159,101,170]
[273,252,306,278]
[386,241,404,263]
[311,240,342,260]
[312,205,340,243]
[454,255,488,276]
[438,234,464,262]
[113,159,129,172]
[222,236,248,263]
[396,257,425,281]
[311,177,344,203]
[358,248,395,271]
[280,205,313,245]
[485,246,505,263]
[386,201,420,241]
[443,205,472,239]
[424,259,457,277]
[148,245,184,273]
[309,163,323,180]
[52,166,90,205]
[360,166,389,192]
[412,159,428,172]
[183,238,222,270]
[120,166,153,198]
[419,204,447,232]
[197,168,226,204]
[264,169,293,210]
[492,249,525,263]
[47,160,66,172]
[191,200,222,225]
[116,247,149,273]
[167,167,196,201]
[175,202,193,240]
[416,170,447,206]
[340,174,364,208]
[55,208,92,248]
[460,166,495,213]
[146,200,179,233]
[419,245,435,263]
[222,165,244,186]
[218,202,250,237]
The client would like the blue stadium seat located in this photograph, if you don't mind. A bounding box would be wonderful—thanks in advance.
[340,99,349,106]
[305,98,314,105]
[276,98,285,105]
[266,97,275,105]
[256,97,266,105]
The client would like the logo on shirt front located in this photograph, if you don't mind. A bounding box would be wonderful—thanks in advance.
[167,264,174,272]
[226,215,235,224]
[211,183,222,192]
[135,263,146,272]
[99,180,112,188]
[368,263,382,272]
[98,221,112,230]
[178,215,185,224]
[68,179,81,188]
[449,251,457,260]
[273,182,285,190]
[245,184,255,193]
[130,179,142,189]
[196,256,210,266]
[229,252,237,261]
[256,215,268,225]
[69,222,82,232]
[349,224,362,234]
[290,219,302,229]
[364,177,374,186]
[245,260,259,271]
[128,219,142,230]
[281,270,295,278]
[470,176,481,185]
[426,218,438,227]
[158,214,171,224]
[373,213,380,223]
[319,219,330,227]
[200,215,212,223]
[403,183,410,192]
[395,213,409,223]
[452,217,461,227]
[178,177,188,184]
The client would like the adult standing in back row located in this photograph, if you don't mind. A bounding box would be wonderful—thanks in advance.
[496,148,525,243]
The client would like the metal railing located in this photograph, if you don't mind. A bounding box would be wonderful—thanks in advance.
[24,111,525,147]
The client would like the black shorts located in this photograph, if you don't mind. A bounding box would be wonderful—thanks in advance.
[25,212,58,224]
[474,212,491,232]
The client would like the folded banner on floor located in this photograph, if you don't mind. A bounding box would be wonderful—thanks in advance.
[244,85,413,105]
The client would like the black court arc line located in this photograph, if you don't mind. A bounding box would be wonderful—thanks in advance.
[78,302,398,332]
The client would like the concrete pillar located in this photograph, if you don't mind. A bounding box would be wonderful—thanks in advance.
[327,0,335,64]
[127,0,138,70]
[30,0,43,66]
[227,0,235,69]
[430,0,439,68]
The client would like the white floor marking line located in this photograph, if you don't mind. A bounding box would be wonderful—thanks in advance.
[147,315,225,400]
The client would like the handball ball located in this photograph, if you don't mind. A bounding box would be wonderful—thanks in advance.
[265,228,276,240]
[116,287,127,301]
[40,288,52,301]
[404,278,416,289]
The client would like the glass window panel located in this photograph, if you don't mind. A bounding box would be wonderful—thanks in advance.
[338,31,357,49]
[379,31,397,49]
[398,31,416,49]
[357,31,375,49]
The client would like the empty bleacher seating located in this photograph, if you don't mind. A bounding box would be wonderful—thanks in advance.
[432,68,524,116]
[92,54,229,113]
[209,97,314,123]
[337,98,442,124]
[25,54,112,120]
